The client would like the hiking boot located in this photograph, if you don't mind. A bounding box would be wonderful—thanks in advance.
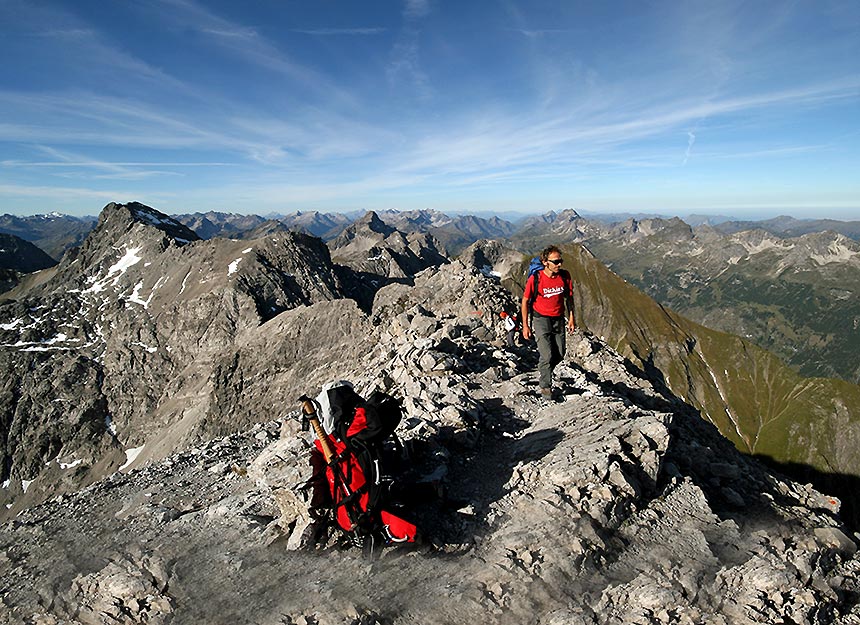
[540,387,553,398]
[298,518,327,550]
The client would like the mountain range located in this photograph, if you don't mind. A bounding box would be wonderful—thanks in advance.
[0,212,96,261]
[1,201,859,623]
[4,206,859,384]
[2,204,860,519]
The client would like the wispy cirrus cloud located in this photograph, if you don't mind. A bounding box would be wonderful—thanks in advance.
[387,0,433,98]
[0,85,394,170]
[511,28,577,38]
[403,0,432,20]
[386,77,860,182]
[0,183,139,201]
[1,146,231,181]
[683,132,697,165]
[169,78,856,207]
[4,3,189,96]
[291,27,387,36]
[199,27,259,39]
[153,0,357,107]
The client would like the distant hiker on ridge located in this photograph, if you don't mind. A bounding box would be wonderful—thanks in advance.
[521,245,575,398]
[500,311,518,348]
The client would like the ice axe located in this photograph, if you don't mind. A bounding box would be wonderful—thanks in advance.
[299,394,336,462]
[298,394,361,531]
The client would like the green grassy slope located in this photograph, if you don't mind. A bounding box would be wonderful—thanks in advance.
[586,240,860,384]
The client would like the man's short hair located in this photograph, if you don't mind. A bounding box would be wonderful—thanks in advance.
[540,245,562,263]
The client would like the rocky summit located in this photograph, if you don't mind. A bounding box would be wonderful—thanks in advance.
[1,202,859,624]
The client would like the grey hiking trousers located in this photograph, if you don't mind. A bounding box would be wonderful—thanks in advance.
[532,314,566,390]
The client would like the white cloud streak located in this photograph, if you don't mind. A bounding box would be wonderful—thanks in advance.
[403,0,432,20]
[153,0,357,107]
[402,77,860,176]
[683,131,696,165]
[388,0,433,98]
[291,28,387,36]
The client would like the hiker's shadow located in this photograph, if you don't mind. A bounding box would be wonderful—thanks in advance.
[402,398,563,551]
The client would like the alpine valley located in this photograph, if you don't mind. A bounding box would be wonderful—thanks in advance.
[1,202,859,624]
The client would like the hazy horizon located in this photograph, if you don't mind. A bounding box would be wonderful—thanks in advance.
[3,204,860,225]
[2,1,858,220]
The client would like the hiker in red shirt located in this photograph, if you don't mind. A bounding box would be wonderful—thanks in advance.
[521,245,575,398]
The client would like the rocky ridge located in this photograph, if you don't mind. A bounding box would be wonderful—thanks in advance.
[714,216,860,241]
[1,256,858,624]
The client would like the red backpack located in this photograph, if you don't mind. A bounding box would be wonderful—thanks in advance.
[309,386,418,548]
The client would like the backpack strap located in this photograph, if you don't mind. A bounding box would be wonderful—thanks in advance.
[527,270,541,310]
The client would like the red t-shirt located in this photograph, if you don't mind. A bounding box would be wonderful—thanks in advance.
[525,270,570,318]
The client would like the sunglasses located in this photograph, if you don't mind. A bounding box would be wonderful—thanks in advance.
[546,258,563,265]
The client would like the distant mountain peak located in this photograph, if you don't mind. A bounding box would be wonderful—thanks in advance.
[356,211,396,235]
[556,208,582,221]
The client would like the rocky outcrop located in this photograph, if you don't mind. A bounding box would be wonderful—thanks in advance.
[0,202,350,516]
[329,211,448,280]
[459,239,524,284]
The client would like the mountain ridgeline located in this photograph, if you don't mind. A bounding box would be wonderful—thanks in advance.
[2,202,860,623]
[2,203,860,521]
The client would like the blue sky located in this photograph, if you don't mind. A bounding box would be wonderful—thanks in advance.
[1,0,859,219]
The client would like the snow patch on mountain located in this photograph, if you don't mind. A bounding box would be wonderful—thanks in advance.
[83,245,143,294]
[0,318,22,330]
[179,270,192,295]
[119,446,145,472]
[130,341,158,353]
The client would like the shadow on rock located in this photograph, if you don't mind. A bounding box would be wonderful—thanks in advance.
[335,265,414,313]
[752,455,860,533]
[403,397,564,551]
